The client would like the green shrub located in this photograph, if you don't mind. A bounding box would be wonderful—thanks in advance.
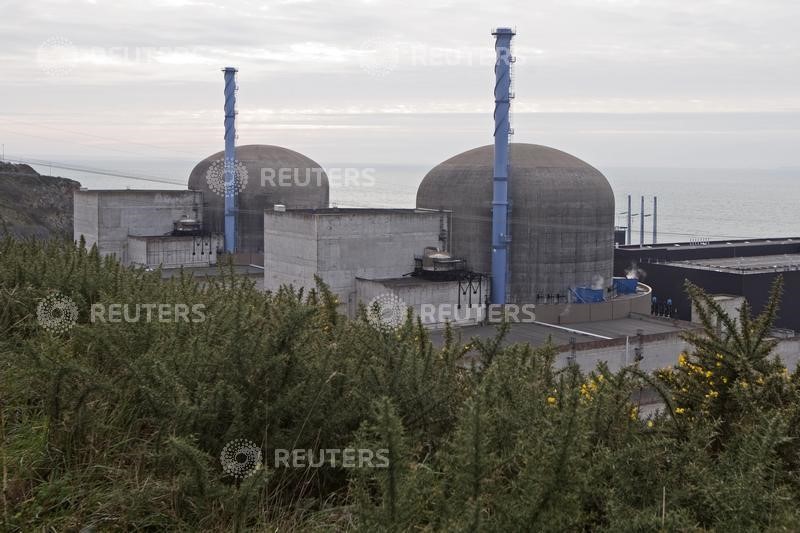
[1,237,799,531]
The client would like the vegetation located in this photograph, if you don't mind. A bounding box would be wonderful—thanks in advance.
[1,238,799,531]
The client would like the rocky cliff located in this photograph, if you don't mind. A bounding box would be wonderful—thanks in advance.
[0,162,81,240]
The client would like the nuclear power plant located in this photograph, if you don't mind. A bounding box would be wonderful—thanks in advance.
[417,143,616,304]
[75,27,662,337]
[187,144,329,253]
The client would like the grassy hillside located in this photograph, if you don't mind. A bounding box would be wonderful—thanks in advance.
[1,238,799,531]
[0,163,80,240]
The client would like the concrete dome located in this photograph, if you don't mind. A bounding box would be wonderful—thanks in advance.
[416,143,615,303]
[189,144,329,252]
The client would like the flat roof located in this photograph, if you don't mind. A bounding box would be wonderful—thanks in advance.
[617,237,799,253]
[271,207,450,216]
[430,321,597,347]
[361,277,647,301]
[566,316,696,338]
[77,189,192,194]
[358,276,442,287]
[157,265,263,278]
[429,314,695,348]
[130,233,218,240]
[663,253,800,274]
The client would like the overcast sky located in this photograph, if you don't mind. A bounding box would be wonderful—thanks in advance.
[1,0,799,172]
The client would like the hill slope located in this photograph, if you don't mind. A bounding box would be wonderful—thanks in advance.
[0,162,81,240]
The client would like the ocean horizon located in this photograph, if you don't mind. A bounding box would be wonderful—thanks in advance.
[28,158,800,244]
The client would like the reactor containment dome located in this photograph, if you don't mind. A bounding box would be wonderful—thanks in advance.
[188,144,329,253]
[416,143,615,304]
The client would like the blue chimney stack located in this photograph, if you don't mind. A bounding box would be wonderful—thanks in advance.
[490,28,515,304]
[222,66,238,253]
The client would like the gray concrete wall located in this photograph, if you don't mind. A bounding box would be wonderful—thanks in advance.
[555,333,690,373]
[691,295,746,325]
[264,212,319,295]
[533,284,651,325]
[554,330,800,375]
[74,190,203,264]
[315,212,444,298]
[127,237,147,266]
[264,209,446,315]
[73,191,99,249]
[356,278,483,328]
[128,234,223,269]
[772,338,800,371]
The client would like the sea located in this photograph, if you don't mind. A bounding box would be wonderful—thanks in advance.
[30,159,800,244]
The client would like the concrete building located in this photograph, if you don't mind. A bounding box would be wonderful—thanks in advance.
[262,202,651,328]
[73,189,222,268]
[615,238,800,331]
[188,144,330,254]
[356,275,487,329]
[264,207,454,317]
[417,144,616,304]
[127,234,223,269]
[434,312,800,378]
[258,142,648,329]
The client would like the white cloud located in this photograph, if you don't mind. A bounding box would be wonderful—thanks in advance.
[1,0,798,166]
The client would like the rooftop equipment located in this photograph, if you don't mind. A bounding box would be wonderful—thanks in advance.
[414,247,467,281]
[172,218,202,236]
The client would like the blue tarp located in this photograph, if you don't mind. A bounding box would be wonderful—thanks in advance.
[572,287,605,303]
[613,277,639,294]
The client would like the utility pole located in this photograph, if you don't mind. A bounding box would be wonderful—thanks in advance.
[640,196,645,246]
[639,196,652,246]
[627,194,632,244]
[653,196,658,244]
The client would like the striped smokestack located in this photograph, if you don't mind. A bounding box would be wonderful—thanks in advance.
[222,66,238,253]
[490,27,515,304]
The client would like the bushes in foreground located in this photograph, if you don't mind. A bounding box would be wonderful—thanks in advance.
[1,238,799,531]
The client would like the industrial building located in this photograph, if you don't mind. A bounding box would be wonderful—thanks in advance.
[73,189,222,269]
[615,238,800,332]
[417,143,616,304]
[67,27,800,378]
[263,207,490,326]
[258,27,643,326]
[188,144,329,254]
[447,314,800,375]
[73,27,653,332]
[259,189,646,327]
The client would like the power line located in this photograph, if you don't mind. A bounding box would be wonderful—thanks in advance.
[6,156,185,186]
[3,156,793,242]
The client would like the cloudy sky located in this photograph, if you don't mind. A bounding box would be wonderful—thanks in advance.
[1,0,799,175]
